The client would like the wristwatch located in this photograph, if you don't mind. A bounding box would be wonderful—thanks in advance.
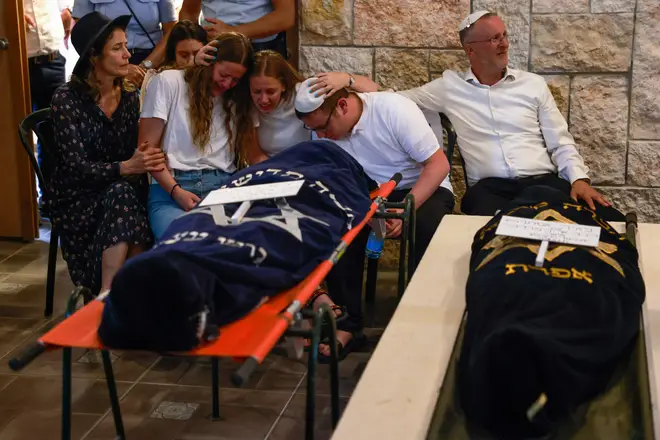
[140,60,153,70]
[347,75,356,88]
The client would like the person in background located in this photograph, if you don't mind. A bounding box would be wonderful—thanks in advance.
[140,19,208,110]
[49,12,165,296]
[140,32,254,239]
[313,11,612,218]
[24,0,73,213]
[294,82,453,361]
[195,48,356,165]
[25,0,72,112]
[239,50,309,164]
[72,0,177,87]
[179,0,294,57]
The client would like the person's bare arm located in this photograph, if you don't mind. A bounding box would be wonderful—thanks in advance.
[234,0,294,39]
[246,136,269,166]
[138,118,176,191]
[309,72,381,97]
[205,0,294,40]
[139,118,201,210]
[179,0,202,22]
[409,149,450,209]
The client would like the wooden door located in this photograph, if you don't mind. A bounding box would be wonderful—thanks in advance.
[0,0,37,240]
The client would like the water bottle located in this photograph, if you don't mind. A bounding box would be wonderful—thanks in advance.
[365,230,385,259]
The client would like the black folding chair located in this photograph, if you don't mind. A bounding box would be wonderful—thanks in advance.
[18,108,59,317]
[440,112,468,188]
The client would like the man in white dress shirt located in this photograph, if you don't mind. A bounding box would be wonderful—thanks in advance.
[24,0,72,112]
[312,11,613,218]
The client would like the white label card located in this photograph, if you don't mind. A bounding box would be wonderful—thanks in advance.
[200,181,305,207]
[495,215,601,247]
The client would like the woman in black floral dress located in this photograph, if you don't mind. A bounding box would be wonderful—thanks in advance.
[48,12,166,295]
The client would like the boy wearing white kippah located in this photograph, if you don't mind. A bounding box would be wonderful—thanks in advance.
[294,79,453,360]
[309,10,616,220]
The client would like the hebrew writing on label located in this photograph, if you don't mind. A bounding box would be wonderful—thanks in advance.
[200,180,305,206]
[495,215,600,247]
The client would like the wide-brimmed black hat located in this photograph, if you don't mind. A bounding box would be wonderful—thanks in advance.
[71,11,132,77]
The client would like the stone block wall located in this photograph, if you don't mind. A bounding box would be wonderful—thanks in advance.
[298,0,660,222]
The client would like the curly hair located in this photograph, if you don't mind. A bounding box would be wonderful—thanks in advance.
[183,32,254,159]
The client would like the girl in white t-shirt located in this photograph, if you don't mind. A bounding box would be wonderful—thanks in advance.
[140,32,255,239]
[242,50,311,163]
[195,48,351,166]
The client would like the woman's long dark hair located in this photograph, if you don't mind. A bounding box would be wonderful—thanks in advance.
[163,20,208,67]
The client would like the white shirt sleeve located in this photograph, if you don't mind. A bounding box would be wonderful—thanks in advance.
[141,72,175,122]
[388,95,440,163]
[396,77,447,113]
[538,81,590,184]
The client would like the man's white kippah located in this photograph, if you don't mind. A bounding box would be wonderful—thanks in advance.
[295,78,326,113]
[458,10,490,31]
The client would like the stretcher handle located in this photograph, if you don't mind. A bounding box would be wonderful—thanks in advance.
[232,356,259,387]
[8,342,46,371]
[389,173,403,186]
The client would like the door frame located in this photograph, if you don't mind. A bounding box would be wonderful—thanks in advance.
[1,0,37,241]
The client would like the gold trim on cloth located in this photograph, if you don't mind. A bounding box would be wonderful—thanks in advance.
[475,208,624,277]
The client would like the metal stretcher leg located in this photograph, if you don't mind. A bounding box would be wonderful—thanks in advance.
[406,194,417,281]
[303,304,340,440]
[305,309,321,440]
[62,347,72,440]
[101,350,125,438]
[211,357,221,420]
[398,202,410,298]
[61,286,90,440]
[321,305,340,428]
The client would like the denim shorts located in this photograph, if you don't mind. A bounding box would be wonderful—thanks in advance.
[148,169,232,240]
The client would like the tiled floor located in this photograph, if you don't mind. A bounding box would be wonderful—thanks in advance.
[0,229,401,440]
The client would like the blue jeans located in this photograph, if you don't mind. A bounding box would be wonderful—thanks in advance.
[148,169,232,240]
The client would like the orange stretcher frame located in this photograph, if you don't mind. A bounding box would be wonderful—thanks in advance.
[9,174,406,440]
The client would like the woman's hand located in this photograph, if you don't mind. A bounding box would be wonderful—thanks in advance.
[171,186,201,211]
[126,64,145,87]
[121,142,166,175]
[194,41,219,67]
[308,72,351,98]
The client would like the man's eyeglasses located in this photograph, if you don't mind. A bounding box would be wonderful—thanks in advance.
[467,32,508,45]
[303,107,335,132]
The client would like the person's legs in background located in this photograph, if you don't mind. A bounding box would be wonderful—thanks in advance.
[28,52,66,213]
[148,182,186,241]
[388,187,455,269]
[520,174,571,194]
[322,227,370,359]
[461,177,521,216]
[520,175,625,222]
[199,169,233,198]
[148,171,202,241]
[149,169,234,241]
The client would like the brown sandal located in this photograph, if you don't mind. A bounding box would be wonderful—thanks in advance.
[303,287,348,350]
